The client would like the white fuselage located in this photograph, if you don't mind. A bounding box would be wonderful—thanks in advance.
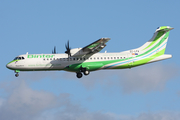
[7,51,131,71]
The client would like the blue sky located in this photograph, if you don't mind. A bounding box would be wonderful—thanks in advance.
[1,1,180,120]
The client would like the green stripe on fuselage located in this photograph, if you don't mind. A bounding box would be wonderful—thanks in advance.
[7,60,20,65]
[64,58,130,72]
[113,48,166,69]
[132,48,166,67]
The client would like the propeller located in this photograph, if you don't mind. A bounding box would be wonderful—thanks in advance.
[52,46,56,54]
[65,40,71,57]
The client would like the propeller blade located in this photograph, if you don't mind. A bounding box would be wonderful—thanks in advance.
[52,46,57,54]
[67,40,69,48]
[65,40,71,57]
[54,46,56,54]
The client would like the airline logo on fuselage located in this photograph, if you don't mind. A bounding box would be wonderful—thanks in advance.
[27,55,55,58]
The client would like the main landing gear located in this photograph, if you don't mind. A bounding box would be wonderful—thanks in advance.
[76,67,90,78]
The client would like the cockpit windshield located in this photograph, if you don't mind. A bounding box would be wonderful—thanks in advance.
[14,56,25,60]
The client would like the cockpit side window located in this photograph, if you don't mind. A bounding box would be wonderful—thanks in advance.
[14,57,18,60]
[13,56,25,60]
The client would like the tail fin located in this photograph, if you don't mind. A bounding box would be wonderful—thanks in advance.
[139,26,173,55]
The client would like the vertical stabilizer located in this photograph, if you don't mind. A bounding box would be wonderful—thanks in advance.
[138,26,173,55]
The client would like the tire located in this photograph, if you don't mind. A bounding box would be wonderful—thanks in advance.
[83,70,90,75]
[15,73,19,77]
[76,72,83,78]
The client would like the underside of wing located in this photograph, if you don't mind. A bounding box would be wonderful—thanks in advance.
[82,38,111,54]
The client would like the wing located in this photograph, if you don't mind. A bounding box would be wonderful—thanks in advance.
[82,38,111,54]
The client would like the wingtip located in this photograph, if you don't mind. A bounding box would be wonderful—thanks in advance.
[101,38,111,40]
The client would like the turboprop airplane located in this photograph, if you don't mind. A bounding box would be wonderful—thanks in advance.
[6,26,173,78]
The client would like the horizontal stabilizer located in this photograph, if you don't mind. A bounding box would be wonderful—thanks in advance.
[148,54,172,63]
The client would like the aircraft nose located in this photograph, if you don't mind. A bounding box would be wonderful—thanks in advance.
[6,63,12,69]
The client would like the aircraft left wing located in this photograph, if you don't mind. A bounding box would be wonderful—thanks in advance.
[82,38,111,54]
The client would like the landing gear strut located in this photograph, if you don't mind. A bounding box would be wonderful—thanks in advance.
[80,66,90,75]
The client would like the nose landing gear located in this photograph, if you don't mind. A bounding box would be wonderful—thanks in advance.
[14,70,20,77]
[15,73,19,77]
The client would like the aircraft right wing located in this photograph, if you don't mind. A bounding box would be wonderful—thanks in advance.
[82,38,111,54]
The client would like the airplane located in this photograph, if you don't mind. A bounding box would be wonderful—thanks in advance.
[6,26,173,78]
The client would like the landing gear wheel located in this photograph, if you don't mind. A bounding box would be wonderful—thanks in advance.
[83,70,90,75]
[15,73,19,77]
[76,72,83,78]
